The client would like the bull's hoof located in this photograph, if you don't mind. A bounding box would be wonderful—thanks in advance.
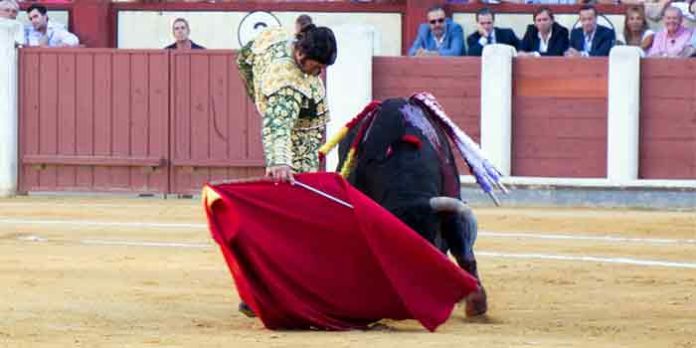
[464,287,488,317]
[238,302,257,318]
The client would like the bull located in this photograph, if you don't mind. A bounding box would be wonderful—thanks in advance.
[331,96,488,316]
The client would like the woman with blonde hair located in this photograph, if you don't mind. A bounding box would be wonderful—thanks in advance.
[621,6,655,54]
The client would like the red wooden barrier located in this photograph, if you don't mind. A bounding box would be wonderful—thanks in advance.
[17,50,693,195]
[639,59,696,180]
[19,49,170,193]
[512,58,608,178]
[169,50,264,195]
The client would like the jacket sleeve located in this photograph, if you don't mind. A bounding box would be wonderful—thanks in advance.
[519,26,535,53]
[438,23,465,56]
[261,87,303,167]
[507,29,520,50]
[569,30,582,52]
[556,28,570,56]
[236,40,256,100]
[408,24,428,56]
[466,34,483,56]
[591,28,615,56]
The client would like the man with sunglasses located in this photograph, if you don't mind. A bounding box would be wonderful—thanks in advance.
[408,5,465,57]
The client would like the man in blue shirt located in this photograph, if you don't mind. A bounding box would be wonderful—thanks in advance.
[408,5,465,57]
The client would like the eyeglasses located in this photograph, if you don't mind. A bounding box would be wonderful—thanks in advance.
[429,18,445,25]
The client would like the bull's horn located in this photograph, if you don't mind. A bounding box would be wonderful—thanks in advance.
[429,197,472,215]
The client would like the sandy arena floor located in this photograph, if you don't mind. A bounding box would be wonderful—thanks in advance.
[0,196,694,347]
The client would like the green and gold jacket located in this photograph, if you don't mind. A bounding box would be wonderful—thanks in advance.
[236,28,329,167]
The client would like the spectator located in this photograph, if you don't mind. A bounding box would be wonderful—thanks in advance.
[0,0,18,20]
[565,5,615,57]
[647,6,694,57]
[518,7,569,57]
[467,7,519,56]
[408,5,465,57]
[619,6,654,54]
[164,18,204,50]
[0,0,23,46]
[295,14,312,34]
[25,4,79,47]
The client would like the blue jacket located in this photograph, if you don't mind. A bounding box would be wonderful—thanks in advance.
[408,19,465,56]
[569,25,615,57]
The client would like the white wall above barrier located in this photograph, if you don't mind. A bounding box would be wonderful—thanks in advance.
[0,19,21,197]
[326,25,374,172]
[117,11,397,56]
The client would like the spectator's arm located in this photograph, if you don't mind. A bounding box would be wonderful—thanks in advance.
[236,40,256,100]
[559,31,570,55]
[509,29,521,50]
[591,31,615,56]
[646,42,661,57]
[58,30,79,47]
[466,35,482,56]
[641,32,655,52]
[408,24,428,56]
[519,28,534,53]
[438,24,465,56]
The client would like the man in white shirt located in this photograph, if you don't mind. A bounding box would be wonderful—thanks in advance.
[25,4,79,47]
[0,0,24,46]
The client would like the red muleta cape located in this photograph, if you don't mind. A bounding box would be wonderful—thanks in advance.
[202,172,479,331]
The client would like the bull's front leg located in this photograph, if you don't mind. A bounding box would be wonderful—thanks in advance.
[434,198,488,317]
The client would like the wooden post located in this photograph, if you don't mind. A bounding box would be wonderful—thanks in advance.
[71,0,112,47]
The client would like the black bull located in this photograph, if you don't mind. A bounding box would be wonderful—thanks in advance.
[337,98,487,315]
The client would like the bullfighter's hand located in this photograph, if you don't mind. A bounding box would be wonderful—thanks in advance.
[266,164,294,183]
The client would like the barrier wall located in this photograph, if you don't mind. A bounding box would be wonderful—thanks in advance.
[512,58,608,178]
[19,49,170,193]
[639,59,696,180]
[9,50,696,195]
[169,50,264,194]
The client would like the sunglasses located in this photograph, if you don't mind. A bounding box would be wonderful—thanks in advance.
[429,18,445,25]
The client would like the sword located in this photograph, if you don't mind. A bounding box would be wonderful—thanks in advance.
[293,180,354,209]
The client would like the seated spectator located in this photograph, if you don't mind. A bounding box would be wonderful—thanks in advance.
[25,4,79,47]
[0,0,23,46]
[467,7,519,56]
[0,0,18,20]
[618,6,654,55]
[518,7,569,57]
[565,5,615,57]
[295,14,312,34]
[648,6,694,57]
[165,18,204,50]
[488,0,576,3]
[408,5,465,57]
